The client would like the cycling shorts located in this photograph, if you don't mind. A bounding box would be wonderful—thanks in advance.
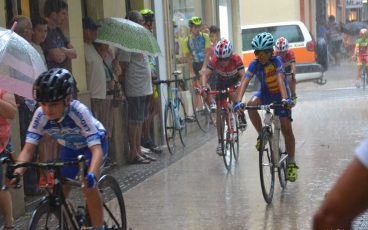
[215,78,240,100]
[356,56,368,66]
[253,91,292,119]
[60,135,108,179]
[192,62,204,80]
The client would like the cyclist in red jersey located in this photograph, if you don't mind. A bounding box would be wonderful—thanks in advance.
[201,39,246,155]
[274,37,297,104]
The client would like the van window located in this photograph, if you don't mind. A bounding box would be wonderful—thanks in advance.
[242,25,304,51]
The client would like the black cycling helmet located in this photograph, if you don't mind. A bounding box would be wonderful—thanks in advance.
[33,68,75,102]
[140,9,155,22]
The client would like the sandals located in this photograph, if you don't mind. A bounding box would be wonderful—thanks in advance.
[128,155,150,164]
[141,153,157,161]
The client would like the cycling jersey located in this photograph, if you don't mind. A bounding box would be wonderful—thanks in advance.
[183,32,211,63]
[245,56,291,118]
[355,38,368,55]
[26,100,106,150]
[355,138,368,168]
[275,50,296,73]
[245,56,288,95]
[208,54,244,81]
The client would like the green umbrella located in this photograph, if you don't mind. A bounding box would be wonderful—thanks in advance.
[96,17,161,56]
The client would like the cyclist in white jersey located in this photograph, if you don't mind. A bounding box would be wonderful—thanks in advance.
[8,68,107,230]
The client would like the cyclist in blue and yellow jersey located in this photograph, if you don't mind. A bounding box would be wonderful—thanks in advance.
[140,9,162,153]
[183,16,216,110]
[234,32,298,182]
[274,37,297,105]
[8,68,107,230]
[201,39,246,155]
[354,28,368,88]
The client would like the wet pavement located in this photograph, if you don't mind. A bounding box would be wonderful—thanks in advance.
[12,60,368,229]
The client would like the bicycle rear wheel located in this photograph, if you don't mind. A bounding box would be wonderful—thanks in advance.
[259,128,275,204]
[29,202,71,230]
[192,92,210,132]
[363,72,367,90]
[278,134,288,189]
[164,104,176,154]
[221,112,233,170]
[177,98,188,146]
[98,174,127,230]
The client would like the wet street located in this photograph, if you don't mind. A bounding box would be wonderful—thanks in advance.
[12,61,368,229]
[122,61,368,230]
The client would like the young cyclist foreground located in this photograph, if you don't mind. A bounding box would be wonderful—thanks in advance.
[234,32,298,182]
[201,39,246,155]
[7,68,107,230]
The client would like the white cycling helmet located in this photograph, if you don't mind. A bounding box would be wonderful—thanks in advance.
[360,28,368,35]
[275,37,289,52]
[214,39,233,59]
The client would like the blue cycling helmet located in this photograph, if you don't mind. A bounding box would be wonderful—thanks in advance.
[251,32,274,51]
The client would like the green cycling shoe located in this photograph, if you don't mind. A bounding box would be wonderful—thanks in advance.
[287,163,299,182]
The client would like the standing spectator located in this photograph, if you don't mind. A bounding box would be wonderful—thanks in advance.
[208,25,220,91]
[93,42,122,139]
[31,17,48,66]
[183,16,215,110]
[313,138,368,229]
[42,0,77,71]
[0,90,16,230]
[139,9,162,154]
[82,17,108,124]
[326,15,343,66]
[118,10,156,164]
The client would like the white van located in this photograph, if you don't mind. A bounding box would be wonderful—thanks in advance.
[241,21,326,88]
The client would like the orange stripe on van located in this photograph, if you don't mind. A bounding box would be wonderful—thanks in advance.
[242,47,316,67]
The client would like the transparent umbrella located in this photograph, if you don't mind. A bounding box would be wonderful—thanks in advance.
[0,26,47,99]
[96,17,161,56]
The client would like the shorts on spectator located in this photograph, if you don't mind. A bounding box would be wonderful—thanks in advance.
[127,95,151,124]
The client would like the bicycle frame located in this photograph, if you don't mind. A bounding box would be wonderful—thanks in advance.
[1,157,86,229]
[207,88,238,142]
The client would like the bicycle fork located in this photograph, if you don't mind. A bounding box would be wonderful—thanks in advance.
[271,117,287,168]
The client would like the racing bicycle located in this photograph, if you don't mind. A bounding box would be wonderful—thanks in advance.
[198,87,244,170]
[244,103,288,204]
[154,71,188,154]
[1,155,127,230]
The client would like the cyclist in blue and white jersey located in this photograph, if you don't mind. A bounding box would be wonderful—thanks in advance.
[234,32,298,182]
[9,68,107,230]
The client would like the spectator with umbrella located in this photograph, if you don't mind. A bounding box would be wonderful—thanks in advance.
[326,15,343,66]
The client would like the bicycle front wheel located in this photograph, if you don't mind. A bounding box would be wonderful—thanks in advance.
[98,174,127,230]
[259,128,275,204]
[165,104,176,154]
[177,98,188,146]
[278,133,288,189]
[231,112,240,161]
[29,202,70,230]
[221,112,233,171]
[192,93,210,132]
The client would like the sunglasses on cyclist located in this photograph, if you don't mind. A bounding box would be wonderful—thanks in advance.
[217,57,230,62]
[254,50,272,58]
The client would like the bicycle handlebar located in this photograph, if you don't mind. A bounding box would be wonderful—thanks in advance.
[242,103,283,111]
[194,86,239,96]
[1,155,87,190]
